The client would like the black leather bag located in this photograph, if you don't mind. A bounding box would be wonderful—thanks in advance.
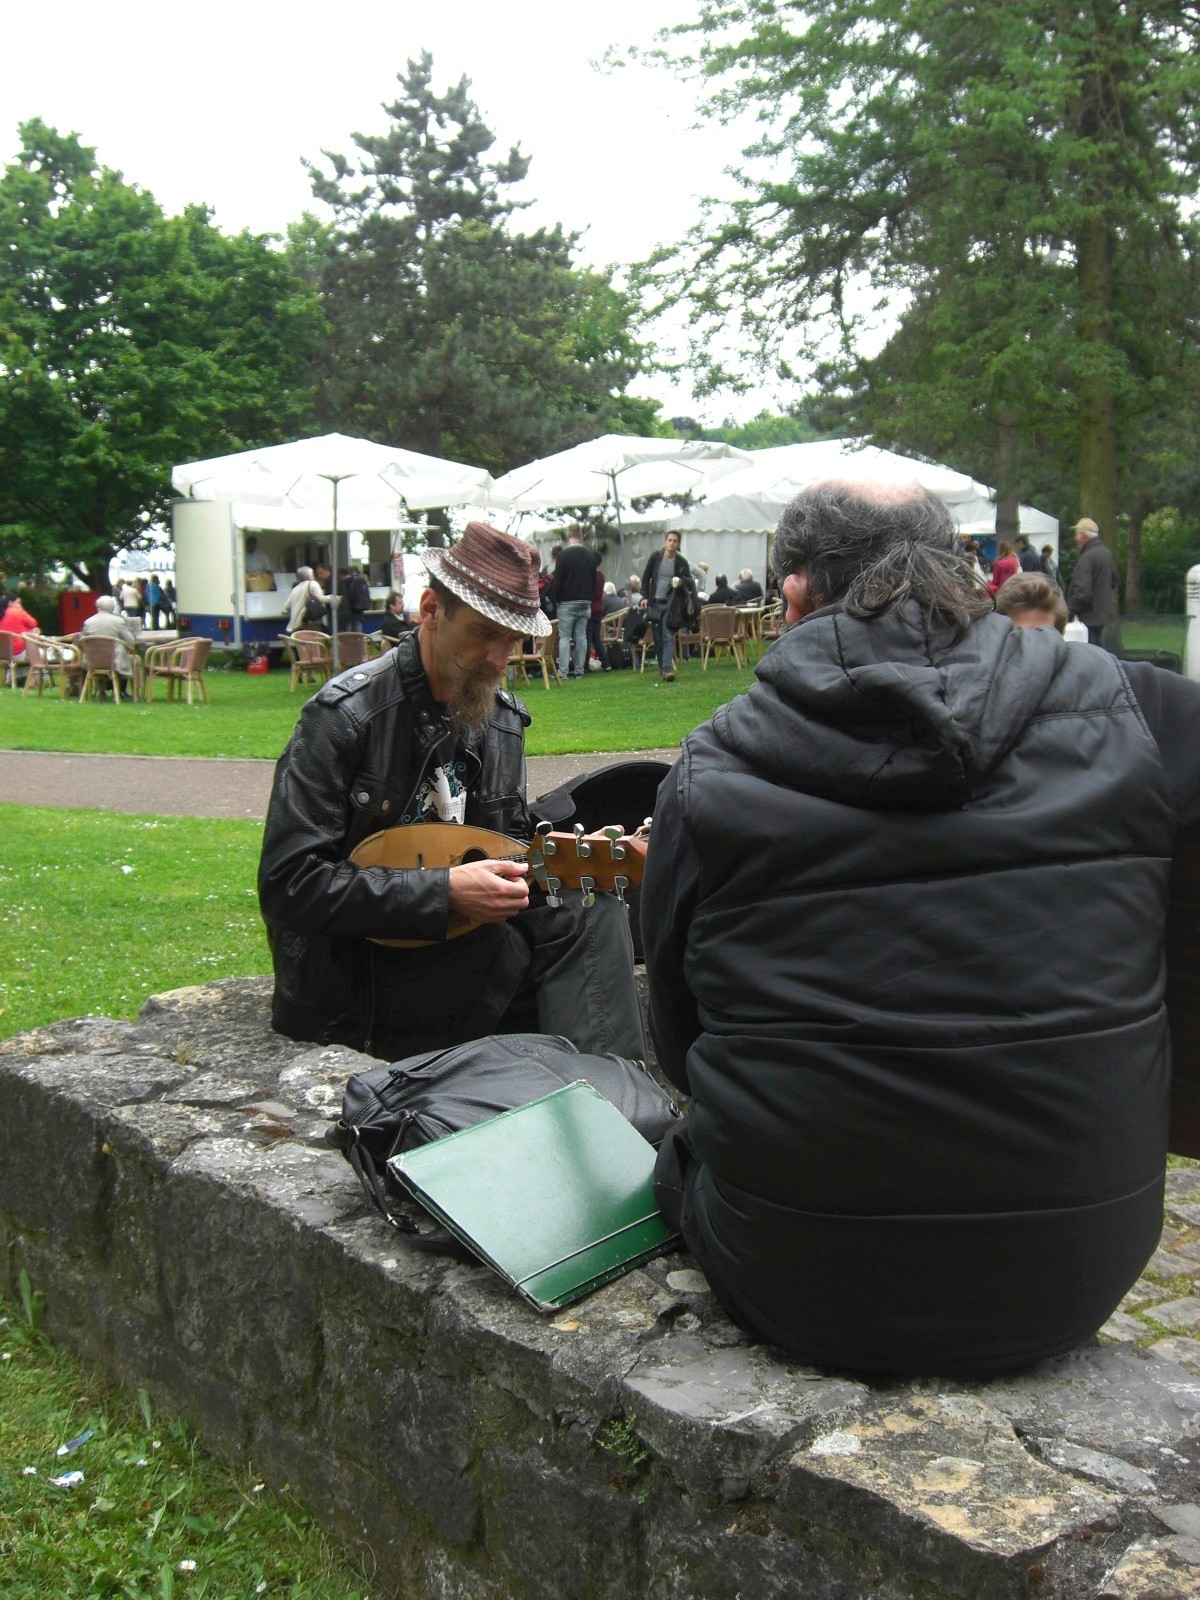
[328,1031,678,1240]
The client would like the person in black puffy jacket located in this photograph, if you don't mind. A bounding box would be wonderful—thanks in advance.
[644,479,1200,1378]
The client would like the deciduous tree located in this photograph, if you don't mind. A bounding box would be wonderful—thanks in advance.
[649,2,1200,562]
[0,121,320,589]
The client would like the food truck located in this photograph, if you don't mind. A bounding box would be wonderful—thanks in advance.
[171,500,425,650]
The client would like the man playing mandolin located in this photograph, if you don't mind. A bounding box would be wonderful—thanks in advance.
[258,522,645,1061]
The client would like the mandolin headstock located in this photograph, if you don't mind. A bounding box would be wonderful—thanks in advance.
[529,821,649,907]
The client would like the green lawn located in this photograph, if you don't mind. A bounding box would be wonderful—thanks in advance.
[0,807,268,1039]
[0,1280,373,1600]
[0,654,758,760]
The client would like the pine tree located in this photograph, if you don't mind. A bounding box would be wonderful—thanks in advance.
[300,54,652,476]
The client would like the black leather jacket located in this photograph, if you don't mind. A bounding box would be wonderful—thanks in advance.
[258,629,531,1049]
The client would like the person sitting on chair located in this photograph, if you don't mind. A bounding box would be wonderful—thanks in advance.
[380,591,414,640]
[82,597,138,697]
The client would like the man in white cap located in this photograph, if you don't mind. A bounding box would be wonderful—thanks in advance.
[1065,516,1119,644]
[259,521,644,1061]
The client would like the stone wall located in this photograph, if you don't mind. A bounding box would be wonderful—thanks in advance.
[1,977,1199,1599]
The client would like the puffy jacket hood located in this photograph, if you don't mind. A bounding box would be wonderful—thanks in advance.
[714,603,1065,810]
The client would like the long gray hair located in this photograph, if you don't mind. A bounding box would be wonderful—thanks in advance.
[772,483,991,635]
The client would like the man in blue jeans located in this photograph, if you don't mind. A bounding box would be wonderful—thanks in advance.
[552,524,597,679]
[641,531,694,681]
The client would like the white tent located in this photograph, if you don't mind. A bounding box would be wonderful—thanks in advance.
[173,432,492,521]
[952,496,1059,552]
[172,433,493,669]
[483,434,755,572]
[638,441,1057,581]
[483,435,753,510]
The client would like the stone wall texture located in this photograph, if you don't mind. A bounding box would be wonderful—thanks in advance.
[2,977,1199,1599]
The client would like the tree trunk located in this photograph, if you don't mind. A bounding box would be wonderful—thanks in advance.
[992,416,1020,544]
[1076,213,1119,565]
[77,562,112,594]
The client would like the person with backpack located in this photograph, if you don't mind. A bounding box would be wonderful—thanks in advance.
[342,565,372,633]
[285,566,328,634]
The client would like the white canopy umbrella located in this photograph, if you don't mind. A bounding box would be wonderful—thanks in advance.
[671,440,993,537]
[173,432,492,670]
[483,435,754,571]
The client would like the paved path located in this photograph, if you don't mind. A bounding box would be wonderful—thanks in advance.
[0,748,679,821]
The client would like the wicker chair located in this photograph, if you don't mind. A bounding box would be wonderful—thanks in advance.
[335,631,371,668]
[280,630,332,691]
[699,606,746,670]
[508,622,561,690]
[0,630,20,689]
[79,634,140,702]
[142,637,212,704]
[22,634,85,699]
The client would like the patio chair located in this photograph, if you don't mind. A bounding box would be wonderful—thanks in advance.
[0,630,20,689]
[21,634,84,699]
[281,630,332,691]
[700,606,747,670]
[599,608,629,650]
[675,619,703,669]
[79,634,140,702]
[509,622,561,690]
[759,600,785,649]
[336,631,371,668]
[143,637,212,704]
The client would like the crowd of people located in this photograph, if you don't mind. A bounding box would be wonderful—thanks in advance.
[531,525,780,680]
[116,575,175,629]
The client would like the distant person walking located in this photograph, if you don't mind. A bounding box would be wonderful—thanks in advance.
[987,541,1020,595]
[642,530,695,682]
[1016,536,1043,574]
[146,574,164,630]
[1065,518,1119,645]
[285,567,328,634]
[552,524,597,680]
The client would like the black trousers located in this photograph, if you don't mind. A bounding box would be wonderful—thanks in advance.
[369,892,645,1063]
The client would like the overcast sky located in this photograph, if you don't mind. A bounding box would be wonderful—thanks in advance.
[3,0,787,426]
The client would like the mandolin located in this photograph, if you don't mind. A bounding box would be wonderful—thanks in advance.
[349,820,649,949]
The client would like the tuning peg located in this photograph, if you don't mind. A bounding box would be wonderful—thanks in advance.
[535,819,557,856]
[613,873,629,906]
[545,875,562,909]
[579,874,596,909]
[573,823,592,858]
[602,825,627,860]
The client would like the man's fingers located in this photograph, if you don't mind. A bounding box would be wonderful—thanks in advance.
[447,858,531,923]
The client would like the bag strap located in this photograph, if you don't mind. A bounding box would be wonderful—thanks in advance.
[345,1128,417,1233]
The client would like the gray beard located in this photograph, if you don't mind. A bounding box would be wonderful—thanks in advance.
[446,670,499,743]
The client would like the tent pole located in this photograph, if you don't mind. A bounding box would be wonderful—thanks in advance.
[321,474,345,675]
[610,471,629,582]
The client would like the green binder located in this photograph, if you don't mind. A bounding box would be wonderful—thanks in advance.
[388,1081,678,1310]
